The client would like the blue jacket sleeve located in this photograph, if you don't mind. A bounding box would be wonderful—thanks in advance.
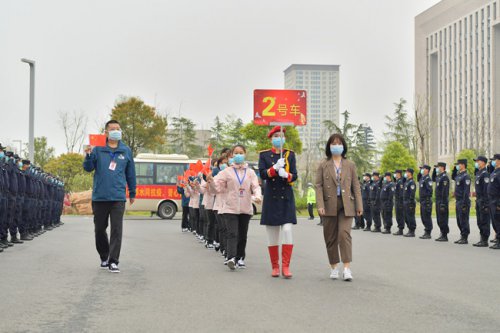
[177,186,184,195]
[83,152,97,172]
[125,148,137,199]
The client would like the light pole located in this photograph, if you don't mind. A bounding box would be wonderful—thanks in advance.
[21,58,35,163]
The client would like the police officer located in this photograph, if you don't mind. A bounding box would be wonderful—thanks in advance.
[433,162,450,241]
[370,172,382,233]
[393,170,405,236]
[487,154,500,249]
[418,165,433,239]
[361,173,372,231]
[20,159,34,241]
[0,143,7,252]
[403,168,416,237]
[380,172,395,234]
[352,179,365,230]
[4,152,23,245]
[473,156,490,247]
[452,159,471,244]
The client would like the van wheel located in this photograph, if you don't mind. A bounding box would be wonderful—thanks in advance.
[158,201,176,219]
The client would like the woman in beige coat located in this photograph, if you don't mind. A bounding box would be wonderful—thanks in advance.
[316,133,362,281]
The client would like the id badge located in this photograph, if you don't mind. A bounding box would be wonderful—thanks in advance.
[239,188,245,197]
[109,160,117,171]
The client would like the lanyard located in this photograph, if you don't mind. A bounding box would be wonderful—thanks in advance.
[333,160,342,182]
[109,152,117,160]
[234,168,247,187]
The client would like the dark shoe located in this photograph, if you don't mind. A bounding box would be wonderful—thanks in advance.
[10,237,24,244]
[455,236,468,245]
[44,225,53,231]
[1,239,13,247]
[363,227,371,231]
[473,237,489,247]
[404,230,415,237]
[490,238,499,243]
[490,242,500,249]
[20,233,33,241]
[317,222,323,226]
[0,242,7,249]
[371,228,381,233]
[419,232,431,239]
[352,226,360,230]
[435,234,448,242]
[381,229,391,234]
[393,229,404,236]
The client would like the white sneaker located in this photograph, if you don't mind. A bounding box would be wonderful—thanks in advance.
[236,259,246,269]
[109,263,120,273]
[329,267,339,280]
[343,268,353,281]
[227,258,236,270]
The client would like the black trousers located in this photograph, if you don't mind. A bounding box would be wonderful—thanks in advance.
[205,209,216,243]
[371,205,381,228]
[382,204,393,229]
[189,208,199,233]
[92,201,125,264]
[181,206,190,229]
[225,214,251,260]
[404,201,416,231]
[456,200,470,236]
[476,198,490,238]
[198,206,206,236]
[217,213,227,252]
[213,210,220,243]
[395,201,405,230]
[490,202,500,239]
[307,203,314,218]
[362,200,372,227]
[435,200,449,234]
[420,197,433,232]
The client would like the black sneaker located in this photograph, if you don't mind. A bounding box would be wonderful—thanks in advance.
[10,237,24,244]
[109,263,120,273]
[100,261,109,269]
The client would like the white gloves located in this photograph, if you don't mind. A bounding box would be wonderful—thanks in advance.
[273,158,286,171]
[278,168,289,179]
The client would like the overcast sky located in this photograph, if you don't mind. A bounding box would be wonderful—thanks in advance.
[0,0,440,155]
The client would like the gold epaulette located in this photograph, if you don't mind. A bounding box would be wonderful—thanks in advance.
[258,149,272,154]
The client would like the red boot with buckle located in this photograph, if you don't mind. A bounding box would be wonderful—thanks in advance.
[268,245,280,277]
[281,244,293,278]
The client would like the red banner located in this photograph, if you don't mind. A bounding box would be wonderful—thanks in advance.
[253,89,307,126]
[126,185,182,200]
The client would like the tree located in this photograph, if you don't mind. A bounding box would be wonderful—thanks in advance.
[110,96,168,156]
[240,123,302,156]
[59,110,88,154]
[380,141,417,175]
[384,98,415,157]
[209,116,227,154]
[456,149,477,177]
[44,153,89,193]
[167,116,198,157]
[414,94,431,164]
[222,115,247,147]
[33,137,55,168]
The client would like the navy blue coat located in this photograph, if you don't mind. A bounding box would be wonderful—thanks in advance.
[259,148,297,226]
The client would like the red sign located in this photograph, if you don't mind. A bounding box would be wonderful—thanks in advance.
[126,185,182,200]
[253,89,307,126]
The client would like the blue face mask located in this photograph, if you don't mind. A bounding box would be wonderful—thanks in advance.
[0,152,4,158]
[233,154,245,164]
[108,130,122,141]
[383,179,387,183]
[393,173,397,179]
[272,137,285,148]
[493,161,497,167]
[228,158,234,165]
[18,161,23,168]
[220,163,227,170]
[455,165,460,171]
[420,169,424,175]
[404,173,408,179]
[474,162,479,169]
[330,144,344,156]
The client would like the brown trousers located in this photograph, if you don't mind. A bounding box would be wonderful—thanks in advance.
[322,198,353,265]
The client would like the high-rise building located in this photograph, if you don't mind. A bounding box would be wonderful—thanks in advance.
[284,64,340,157]
[415,0,500,164]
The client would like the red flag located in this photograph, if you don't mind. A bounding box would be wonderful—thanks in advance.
[194,160,204,173]
[202,158,211,175]
[207,144,214,157]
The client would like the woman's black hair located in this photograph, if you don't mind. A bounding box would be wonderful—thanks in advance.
[325,133,348,159]
[219,147,231,157]
[216,156,228,168]
[232,144,246,154]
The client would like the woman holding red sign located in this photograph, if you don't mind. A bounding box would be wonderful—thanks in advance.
[258,126,297,278]
[207,145,262,270]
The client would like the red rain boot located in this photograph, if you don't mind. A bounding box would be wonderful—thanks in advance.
[281,244,293,279]
[268,245,280,277]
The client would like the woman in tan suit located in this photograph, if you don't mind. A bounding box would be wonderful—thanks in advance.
[316,133,363,281]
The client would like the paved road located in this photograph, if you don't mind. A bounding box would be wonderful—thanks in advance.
[0,215,498,333]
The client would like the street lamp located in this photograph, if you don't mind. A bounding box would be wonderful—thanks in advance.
[21,58,35,163]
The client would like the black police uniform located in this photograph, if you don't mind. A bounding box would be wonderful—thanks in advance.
[433,170,450,238]
[362,178,372,230]
[403,177,417,235]
[394,176,405,233]
[453,169,471,241]
[370,178,382,231]
[259,148,297,226]
[475,167,491,243]
[487,165,500,247]
[419,173,433,235]
[380,180,395,232]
